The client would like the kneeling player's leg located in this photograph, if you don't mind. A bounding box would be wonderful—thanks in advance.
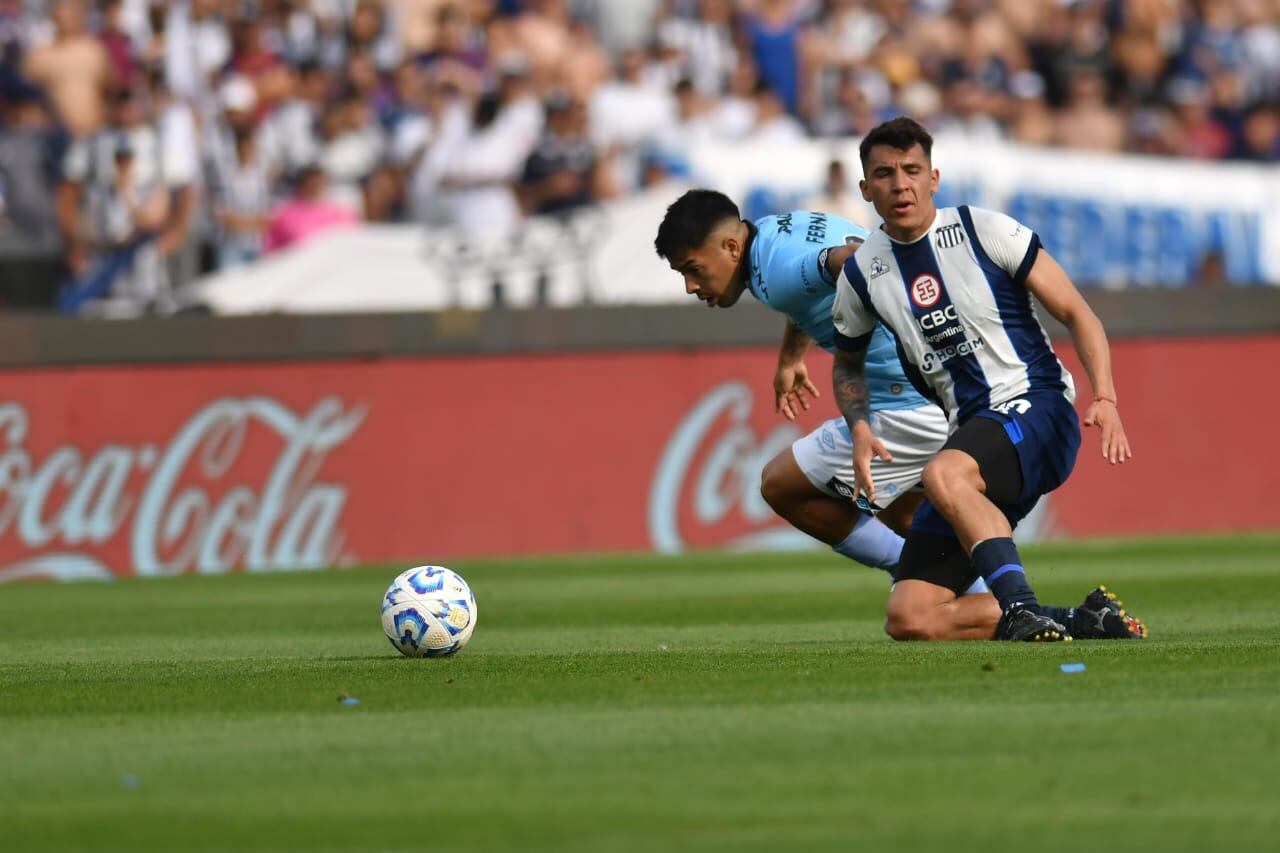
[878,490,989,594]
[921,418,1047,618]
[760,447,902,573]
[884,530,1000,641]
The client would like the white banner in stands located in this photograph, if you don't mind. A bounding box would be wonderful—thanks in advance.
[183,189,694,314]
[682,136,1280,288]
[183,140,1277,315]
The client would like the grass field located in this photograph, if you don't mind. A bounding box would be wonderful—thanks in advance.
[2,535,1279,853]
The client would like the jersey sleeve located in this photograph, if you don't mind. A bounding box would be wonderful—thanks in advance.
[967,206,1041,285]
[831,260,876,351]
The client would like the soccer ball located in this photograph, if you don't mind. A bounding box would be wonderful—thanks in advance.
[381,566,477,657]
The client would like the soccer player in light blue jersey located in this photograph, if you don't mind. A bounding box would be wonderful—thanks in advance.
[655,189,994,641]
[832,117,1146,642]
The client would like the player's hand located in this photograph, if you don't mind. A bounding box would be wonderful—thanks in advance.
[773,360,821,421]
[851,420,893,505]
[1083,399,1132,465]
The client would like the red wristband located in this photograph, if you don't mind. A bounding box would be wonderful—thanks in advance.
[1093,395,1117,406]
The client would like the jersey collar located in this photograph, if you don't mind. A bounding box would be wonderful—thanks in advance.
[879,208,940,245]
[741,219,761,295]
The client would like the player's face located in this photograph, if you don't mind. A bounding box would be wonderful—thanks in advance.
[859,143,939,241]
[668,224,748,308]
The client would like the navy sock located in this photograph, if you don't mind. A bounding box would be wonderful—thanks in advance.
[1040,604,1075,629]
[971,538,1040,614]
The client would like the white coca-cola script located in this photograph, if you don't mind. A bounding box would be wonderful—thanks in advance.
[0,397,366,582]
[647,381,818,554]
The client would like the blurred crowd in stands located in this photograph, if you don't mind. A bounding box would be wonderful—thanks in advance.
[0,0,1275,313]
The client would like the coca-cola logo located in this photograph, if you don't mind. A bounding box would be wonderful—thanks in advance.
[648,381,817,553]
[0,397,366,582]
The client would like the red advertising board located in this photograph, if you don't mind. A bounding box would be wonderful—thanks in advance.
[1,335,1276,580]
[1052,335,1280,537]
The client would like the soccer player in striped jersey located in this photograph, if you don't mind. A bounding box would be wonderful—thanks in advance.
[655,190,995,640]
[831,117,1146,642]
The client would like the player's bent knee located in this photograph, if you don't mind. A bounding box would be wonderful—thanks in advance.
[884,602,938,642]
[759,451,800,513]
[921,453,974,505]
[920,461,950,507]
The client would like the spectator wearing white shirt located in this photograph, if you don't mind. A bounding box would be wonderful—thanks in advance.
[934,77,1006,143]
[747,82,806,144]
[711,58,760,140]
[658,0,737,97]
[801,159,876,232]
[432,71,543,241]
[317,95,386,216]
[589,48,676,152]
[256,62,328,178]
[162,0,232,104]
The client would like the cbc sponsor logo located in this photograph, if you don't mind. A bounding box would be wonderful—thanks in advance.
[918,305,958,330]
[918,304,969,347]
[910,274,941,308]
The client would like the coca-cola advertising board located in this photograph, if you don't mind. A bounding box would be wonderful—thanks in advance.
[2,336,1276,581]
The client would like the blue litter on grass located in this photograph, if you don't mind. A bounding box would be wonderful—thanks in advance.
[1060,663,1086,674]
[120,773,140,790]
[338,695,360,706]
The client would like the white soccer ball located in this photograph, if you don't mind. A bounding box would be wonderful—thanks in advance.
[381,566,477,657]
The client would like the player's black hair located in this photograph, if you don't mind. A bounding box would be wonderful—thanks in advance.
[859,116,934,168]
[654,189,741,259]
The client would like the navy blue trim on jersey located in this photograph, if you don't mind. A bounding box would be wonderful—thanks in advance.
[843,254,943,410]
[742,219,760,294]
[841,255,875,312]
[1013,233,1041,285]
[833,330,873,351]
[818,248,837,288]
[890,234,992,422]
[957,206,1065,397]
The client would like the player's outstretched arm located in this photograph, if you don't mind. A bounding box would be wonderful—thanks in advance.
[775,319,819,421]
[823,243,859,280]
[1024,251,1133,465]
[833,345,893,504]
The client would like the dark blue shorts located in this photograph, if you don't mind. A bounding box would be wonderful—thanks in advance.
[910,391,1082,537]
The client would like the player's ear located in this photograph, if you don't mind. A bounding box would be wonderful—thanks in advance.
[723,232,740,261]
[858,179,871,202]
[930,169,940,193]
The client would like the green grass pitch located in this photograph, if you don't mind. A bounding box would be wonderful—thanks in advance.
[2,534,1279,852]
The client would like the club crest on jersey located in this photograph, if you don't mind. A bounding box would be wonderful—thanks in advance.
[935,223,965,249]
[910,274,941,308]
[869,256,890,279]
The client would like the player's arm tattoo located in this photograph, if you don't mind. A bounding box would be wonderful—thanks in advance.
[832,345,871,428]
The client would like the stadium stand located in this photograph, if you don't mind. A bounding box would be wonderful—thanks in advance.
[0,0,1275,313]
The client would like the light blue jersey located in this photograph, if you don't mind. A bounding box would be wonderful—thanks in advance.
[746,211,928,412]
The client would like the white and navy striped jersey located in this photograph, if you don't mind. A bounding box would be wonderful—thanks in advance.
[832,206,1075,426]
